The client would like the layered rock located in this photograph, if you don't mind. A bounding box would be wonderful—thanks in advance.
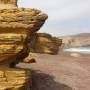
[0,0,17,9]
[0,8,48,65]
[29,33,62,54]
[0,0,48,89]
[0,67,31,90]
[0,8,47,33]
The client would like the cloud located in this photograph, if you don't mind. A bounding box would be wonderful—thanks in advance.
[18,0,90,20]
[18,0,90,36]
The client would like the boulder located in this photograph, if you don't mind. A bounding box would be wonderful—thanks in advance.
[70,53,81,58]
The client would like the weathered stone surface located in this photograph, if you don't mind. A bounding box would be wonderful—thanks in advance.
[23,53,37,63]
[0,8,48,65]
[0,8,48,33]
[0,0,17,9]
[0,67,31,90]
[0,0,48,89]
[30,33,62,54]
[0,0,48,65]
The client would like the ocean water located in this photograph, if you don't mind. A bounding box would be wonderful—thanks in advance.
[63,47,90,54]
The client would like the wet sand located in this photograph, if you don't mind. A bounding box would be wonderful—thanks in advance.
[18,52,90,90]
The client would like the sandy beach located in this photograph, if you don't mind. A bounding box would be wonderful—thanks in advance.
[18,52,90,90]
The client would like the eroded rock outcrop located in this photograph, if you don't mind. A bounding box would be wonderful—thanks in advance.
[0,67,31,90]
[0,8,48,65]
[0,0,17,9]
[29,33,62,54]
[0,0,48,89]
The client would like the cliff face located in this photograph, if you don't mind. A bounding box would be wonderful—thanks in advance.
[60,33,90,48]
[30,33,62,54]
[0,8,48,65]
[0,0,62,89]
[0,0,48,89]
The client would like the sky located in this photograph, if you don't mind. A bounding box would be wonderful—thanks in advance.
[18,0,90,36]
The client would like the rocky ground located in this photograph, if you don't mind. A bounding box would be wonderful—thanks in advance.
[18,52,90,90]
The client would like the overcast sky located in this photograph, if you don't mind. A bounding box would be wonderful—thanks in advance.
[18,0,90,36]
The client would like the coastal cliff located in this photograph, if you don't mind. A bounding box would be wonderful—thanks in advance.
[59,33,90,48]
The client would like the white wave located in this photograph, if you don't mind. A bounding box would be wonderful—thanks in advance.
[63,47,90,54]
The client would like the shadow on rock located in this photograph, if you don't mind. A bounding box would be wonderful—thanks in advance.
[31,70,73,90]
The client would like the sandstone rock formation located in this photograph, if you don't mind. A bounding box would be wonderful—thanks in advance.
[29,33,62,54]
[0,0,17,9]
[0,9,47,65]
[0,8,48,65]
[0,0,48,89]
[0,67,31,90]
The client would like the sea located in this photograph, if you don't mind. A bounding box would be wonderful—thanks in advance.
[63,46,90,54]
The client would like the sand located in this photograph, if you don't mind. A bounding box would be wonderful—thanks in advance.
[18,52,90,90]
